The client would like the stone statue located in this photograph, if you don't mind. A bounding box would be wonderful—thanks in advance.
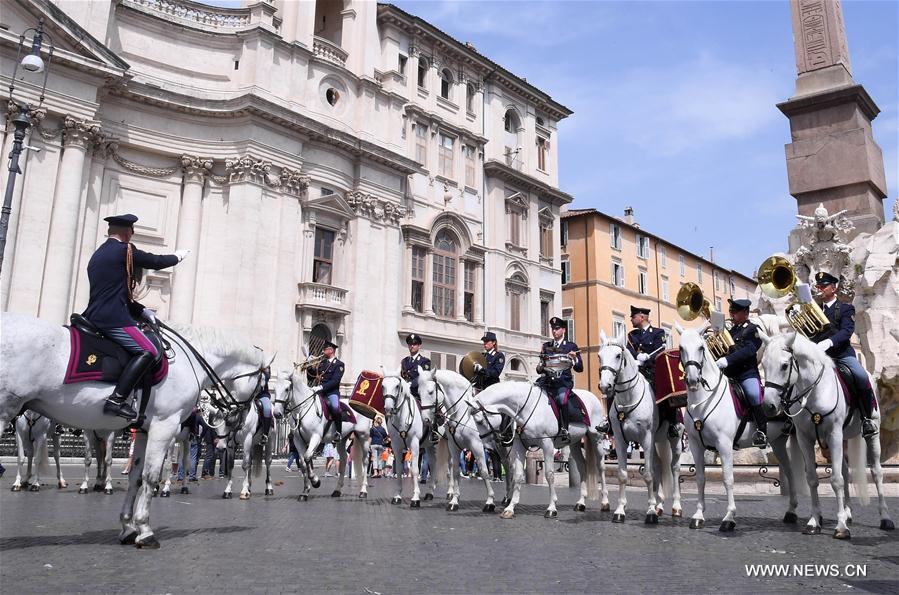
[793,204,856,299]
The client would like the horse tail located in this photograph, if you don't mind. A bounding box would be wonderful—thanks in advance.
[847,434,869,507]
[351,436,364,481]
[787,434,809,497]
[585,439,599,501]
[435,438,449,490]
[252,443,264,478]
[655,438,673,503]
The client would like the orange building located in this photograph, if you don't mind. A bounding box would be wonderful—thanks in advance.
[560,207,758,392]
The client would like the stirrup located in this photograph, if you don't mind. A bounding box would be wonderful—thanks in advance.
[595,418,610,434]
[260,434,268,445]
[752,430,768,448]
[668,423,681,439]
[557,428,570,443]
[104,396,137,420]
[861,418,878,438]
[332,431,342,443]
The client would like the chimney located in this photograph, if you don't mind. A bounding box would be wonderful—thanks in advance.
[624,206,635,226]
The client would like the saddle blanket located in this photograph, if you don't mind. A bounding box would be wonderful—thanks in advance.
[321,396,357,424]
[63,326,168,386]
[547,391,591,427]
[729,381,749,422]
[835,365,877,412]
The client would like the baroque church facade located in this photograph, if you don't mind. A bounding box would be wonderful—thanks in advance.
[1,0,573,386]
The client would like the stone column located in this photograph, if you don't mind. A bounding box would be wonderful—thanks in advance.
[0,106,44,309]
[169,155,212,324]
[474,261,484,324]
[455,258,467,322]
[72,139,111,310]
[402,241,414,313]
[423,248,435,316]
[37,116,100,323]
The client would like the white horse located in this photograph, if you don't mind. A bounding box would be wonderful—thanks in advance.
[10,411,67,491]
[80,430,115,495]
[417,367,503,512]
[677,324,801,532]
[760,331,893,537]
[470,380,607,519]
[597,331,682,523]
[272,370,371,501]
[0,312,269,548]
[379,373,440,507]
[208,400,275,499]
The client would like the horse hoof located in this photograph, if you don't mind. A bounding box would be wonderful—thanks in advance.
[28,484,40,492]
[119,531,137,545]
[833,528,851,540]
[446,503,459,512]
[802,525,821,535]
[222,492,232,499]
[390,496,402,505]
[423,493,434,501]
[574,503,586,512]
[880,519,895,531]
[298,494,308,502]
[612,513,626,524]
[311,478,321,489]
[135,535,160,549]
[331,490,341,498]
[501,497,511,506]
[160,491,170,498]
[500,509,514,519]
[783,511,798,524]
[544,509,558,519]
[600,503,611,512]
[410,500,421,508]
[105,488,114,495]
[239,493,250,500]
[180,487,189,495]
[58,481,67,489]
[152,487,159,497]
[265,488,274,496]
[672,508,683,518]
[482,503,495,513]
[689,518,704,530]
[358,492,367,499]
[719,520,736,532]
[78,487,88,494]
[645,513,659,525]
[846,517,852,526]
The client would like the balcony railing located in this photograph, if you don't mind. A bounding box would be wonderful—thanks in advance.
[313,36,349,67]
[297,282,349,312]
[124,0,259,30]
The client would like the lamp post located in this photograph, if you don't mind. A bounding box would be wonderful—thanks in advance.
[0,18,53,275]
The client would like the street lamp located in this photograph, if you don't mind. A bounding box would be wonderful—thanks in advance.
[0,19,54,275]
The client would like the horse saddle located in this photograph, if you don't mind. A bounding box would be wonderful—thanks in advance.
[321,396,356,424]
[835,362,876,415]
[728,380,751,423]
[547,391,591,427]
[64,313,168,386]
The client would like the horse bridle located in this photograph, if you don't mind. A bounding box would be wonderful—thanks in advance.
[600,344,647,419]
[763,351,829,419]
[273,373,317,430]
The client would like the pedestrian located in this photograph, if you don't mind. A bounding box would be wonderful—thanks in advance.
[323,442,337,477]
[285,434,300,471]
[370,416,387,477]
[121,428,138,474]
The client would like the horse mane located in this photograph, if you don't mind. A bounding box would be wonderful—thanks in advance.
[771,332,835,371]
[167,323,264,365]
[434,369,471,398]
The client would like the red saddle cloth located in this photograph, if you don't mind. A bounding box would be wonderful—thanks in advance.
[654,349,688,407]
[547,390,591,427]
[321,396,357,424]
[63,326,168,386]
[834,365,878,413]
[728,381,750,422]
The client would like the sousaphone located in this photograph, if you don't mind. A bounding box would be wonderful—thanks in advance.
[459,351,487,382]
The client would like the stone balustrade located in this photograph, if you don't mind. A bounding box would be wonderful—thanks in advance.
[313,36,349,67]
[298,282,349,313]
[124,0,253,30]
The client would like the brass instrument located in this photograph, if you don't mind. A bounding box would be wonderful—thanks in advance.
[198,390,225,429]
[757,256,830,337]
[459,351,487,382]
[675,282,735,360]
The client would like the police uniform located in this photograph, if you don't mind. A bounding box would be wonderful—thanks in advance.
[537,317,583,440]
[623,306,679,437]
[475,331,505,390]
[400,333,432,400]
[82,214,182,420]
[808,271,877,437]
[314,342,345,434]
[256,367,273,443]
[718,299,766,447]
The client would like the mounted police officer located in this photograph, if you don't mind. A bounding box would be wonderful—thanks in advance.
[400,333,431,401]
[536,316,583,443]
[715,299,767,448]
[82,214,189,420]
[311,341,345,441]
[808,272,877,438]
[256,366,273,445]
[473,331,504,391]
[597,306,679,437]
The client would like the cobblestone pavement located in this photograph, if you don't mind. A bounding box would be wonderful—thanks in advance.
[0,464,896,593]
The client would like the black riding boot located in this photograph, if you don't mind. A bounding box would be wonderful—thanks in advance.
[857,387,878,438]
[661,402,681,439]
[260,416,272,445]
[558,403,570,443]
[104,352,154,420]
[596,397,613,435]
[751,405,768,449]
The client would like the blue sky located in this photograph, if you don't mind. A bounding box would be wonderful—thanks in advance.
[208,1,898,276]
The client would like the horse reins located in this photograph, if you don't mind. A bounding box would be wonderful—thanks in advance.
[765,353,833,449]
[601,344,647,423]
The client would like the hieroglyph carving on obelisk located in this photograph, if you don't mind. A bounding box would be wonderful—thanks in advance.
[792,0,852,76]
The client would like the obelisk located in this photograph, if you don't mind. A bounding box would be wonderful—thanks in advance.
[778,0,888,249]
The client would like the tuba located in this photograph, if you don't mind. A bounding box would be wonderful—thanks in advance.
[198,390,225,429]
[757,256,830,337]
[676,282,734,360]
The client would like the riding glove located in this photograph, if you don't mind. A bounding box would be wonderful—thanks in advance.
[816,339,833,352]
[715,357,728,369]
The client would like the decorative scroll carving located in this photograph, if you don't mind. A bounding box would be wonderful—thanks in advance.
[279,167,311,195]
[224,155,282,188]
[181,154,213,183]
[346,190,407,224]
[62,116,102,148]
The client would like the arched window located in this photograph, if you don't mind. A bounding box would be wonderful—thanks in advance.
[309,323,332,356]
[440,69,453,100]
[417,57,429,89]
[506,272,528,331]
[432,229,458,318]
[466,83,476,112]
[503,109,521,156]
[504,109,520,133]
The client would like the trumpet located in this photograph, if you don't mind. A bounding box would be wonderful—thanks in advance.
[675,282,734,360]
[757,256,830,337]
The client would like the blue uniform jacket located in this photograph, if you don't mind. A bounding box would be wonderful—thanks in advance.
[626,326,666,369]
[315,358,345,395]
[82,238,178,329]
[722,321,762,381]
[809,300,856,359]
[540,339,583,389]
[479,349,505,388]
[401,354,431,395]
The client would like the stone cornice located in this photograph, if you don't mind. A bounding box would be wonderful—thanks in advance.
[106,82,422,176]
[483,159,573,206]
[776,84,880,121]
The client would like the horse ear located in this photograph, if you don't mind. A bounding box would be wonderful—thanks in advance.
[600,329,608,345]
[267,352,277,367]
[301,346,309,358]
[615,333,626,347]
[785,331,797,350]
[674,322,685,335]
[757,328,771,345]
